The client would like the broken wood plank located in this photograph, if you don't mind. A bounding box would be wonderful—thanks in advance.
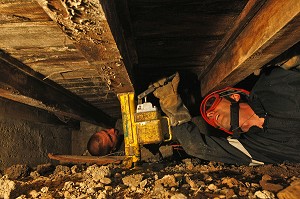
[48,153,125,165]
[0,50,115,127]
[201,0,300,96]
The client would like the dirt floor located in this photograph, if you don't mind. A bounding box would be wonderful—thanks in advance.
[1,152,300,199]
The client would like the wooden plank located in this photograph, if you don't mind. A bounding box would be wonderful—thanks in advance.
[133,15,237,38]
[201,0,300,96]
[48,153,125,165]
[0,22,73,48]
[0,0,122,118]
[55,78,106,88]
[203,0,267,72]
[2,47,90,78]
[130,0,248,37]
[0,51,115,127]
[129,0,247,10]
[100,0,138,80]
[38,68,100,81]
[68,87,110,96]
[4,49,110,85]
[0,0,51,23]
[0,97,78,126]
[7,48,88,66]
[138,57,208,69]
[78,92,116,101]
[136,37,220,58]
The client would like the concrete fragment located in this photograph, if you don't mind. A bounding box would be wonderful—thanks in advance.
[170,193,187,199]
[4,164,30,180]
[36,163,55,175]
[185,176,198,190]
[277,180,300,199]
[207,183,218,191]
[53,165,71,176]
[259,174,284,192]
[122,174,143,187]
[254,190,275,199]
[156,175,178,187]
[85,165,111,182]
[182,159,194,170]
[222,177,239,188]
[100,177,112,185]
[0,175,16,199]
[29,190,40,198]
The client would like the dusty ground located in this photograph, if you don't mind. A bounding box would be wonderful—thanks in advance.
[1,153,300,199]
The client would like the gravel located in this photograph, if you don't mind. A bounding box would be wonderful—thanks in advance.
[1,159,299,199]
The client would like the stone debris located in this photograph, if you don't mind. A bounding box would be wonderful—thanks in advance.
[155,175,178,188]
[0,175,16,199]
[259,174,284,192]
[4,164,30,180]
[277,180,300,199]
[122,174,143,187]
[36,163,55,175]
[0,159,299,198]
[254,190,275,199]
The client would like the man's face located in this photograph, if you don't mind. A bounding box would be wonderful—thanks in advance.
[206,97,232,131]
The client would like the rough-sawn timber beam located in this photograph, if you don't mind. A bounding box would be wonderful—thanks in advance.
[201,0,300,96]
[0,51,115,127]
[36,0,134,93]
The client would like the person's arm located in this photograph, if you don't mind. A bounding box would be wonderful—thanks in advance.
[271,43,300,70]
[254,44,300,75]
[172,121,252,165]
[279,54,300,70]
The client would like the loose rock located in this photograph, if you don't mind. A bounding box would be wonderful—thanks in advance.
[0,160,299,198]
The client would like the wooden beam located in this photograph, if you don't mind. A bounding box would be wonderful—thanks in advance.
[201,0,300,96]
[202,0,266,75]
[0,50,115,127]
[100,0,138,81]
[48,153,125,165]
[35,0,134,93]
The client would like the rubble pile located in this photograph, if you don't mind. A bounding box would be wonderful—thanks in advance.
[0,159,299,199]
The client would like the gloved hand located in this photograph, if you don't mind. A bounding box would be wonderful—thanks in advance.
[152,72,191,126]
[280,55,300,70]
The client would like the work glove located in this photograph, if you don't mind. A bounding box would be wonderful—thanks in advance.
[152,72,191,126]
[280,55,300,70]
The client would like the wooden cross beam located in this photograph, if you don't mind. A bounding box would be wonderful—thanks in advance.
[201,0,300,96]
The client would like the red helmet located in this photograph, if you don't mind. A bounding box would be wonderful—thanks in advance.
[200,87,250,134]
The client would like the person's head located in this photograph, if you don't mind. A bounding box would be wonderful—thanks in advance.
[87,128,119,156]
[200,87,251,134]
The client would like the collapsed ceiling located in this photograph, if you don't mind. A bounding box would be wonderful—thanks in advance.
[1,0,300,127]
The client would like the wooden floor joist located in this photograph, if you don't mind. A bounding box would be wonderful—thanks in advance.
[36,0,134,94]
[201,0,300,96]
[0,51,115,127]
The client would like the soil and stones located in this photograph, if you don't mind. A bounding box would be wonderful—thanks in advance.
[0,159,299,199]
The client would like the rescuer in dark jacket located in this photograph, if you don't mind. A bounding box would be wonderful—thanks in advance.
[153,51,300,165]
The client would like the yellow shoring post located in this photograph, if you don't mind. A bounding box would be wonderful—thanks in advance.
[117,92,140,164]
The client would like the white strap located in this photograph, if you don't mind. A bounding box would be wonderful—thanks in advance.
[227,137,264,166]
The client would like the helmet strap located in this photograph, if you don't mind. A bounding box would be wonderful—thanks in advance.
[229,101,242,138]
